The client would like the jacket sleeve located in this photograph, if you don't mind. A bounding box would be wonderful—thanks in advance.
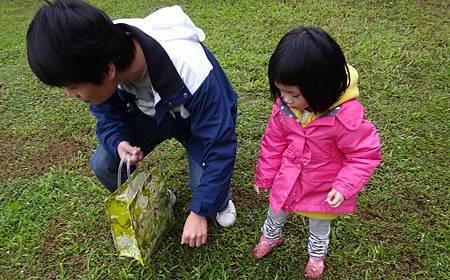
[90,91,132,156]
[186,77,237,219]
[254,102,289,189]
[332,119,382,199]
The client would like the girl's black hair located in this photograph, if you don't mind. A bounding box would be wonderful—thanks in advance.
[26,0,135,86]
[268,27,350,113]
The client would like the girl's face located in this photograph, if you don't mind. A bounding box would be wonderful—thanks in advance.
[275,82,310,111]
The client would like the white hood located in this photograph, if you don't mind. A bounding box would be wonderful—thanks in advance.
[113,5,206,43]
[114,5,213,100]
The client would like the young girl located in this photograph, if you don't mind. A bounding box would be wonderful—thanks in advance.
[253,27,382,278]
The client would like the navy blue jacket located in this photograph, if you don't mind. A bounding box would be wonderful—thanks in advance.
[90,24,237,218]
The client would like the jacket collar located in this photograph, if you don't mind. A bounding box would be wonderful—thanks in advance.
[276,99,337,128]
[303,99,364,130]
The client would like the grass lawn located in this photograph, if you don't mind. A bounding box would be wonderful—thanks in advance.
[0,0,448,279]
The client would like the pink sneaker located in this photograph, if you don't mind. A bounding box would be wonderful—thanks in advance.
[253,235,283,259]
[305,256,326,278]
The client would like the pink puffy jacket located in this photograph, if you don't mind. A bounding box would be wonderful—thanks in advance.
[255,99,382,214]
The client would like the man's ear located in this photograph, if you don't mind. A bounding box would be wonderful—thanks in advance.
[105,62,117,81]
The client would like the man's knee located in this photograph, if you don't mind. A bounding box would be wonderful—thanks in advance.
[90,146,118,192]
[91,148,111,176]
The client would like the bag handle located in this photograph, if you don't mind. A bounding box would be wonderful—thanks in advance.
[117,155,131,189]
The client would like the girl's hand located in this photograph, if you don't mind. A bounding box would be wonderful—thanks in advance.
[326,188,344,208]
[254,184,271,195]
[117,141,144,165]
[253,184,260,194]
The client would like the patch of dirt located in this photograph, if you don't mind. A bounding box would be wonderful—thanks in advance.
[232,186,265,210]
[399,249,421,273]
[1,132,91,181]
[358,208,380,221]
[232,186,266,226]
[27,219,87,279]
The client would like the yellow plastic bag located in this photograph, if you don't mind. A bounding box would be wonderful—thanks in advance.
[105,158,174,266]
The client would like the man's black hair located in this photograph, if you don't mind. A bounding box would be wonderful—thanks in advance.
[268,27,350,113]
[26,0,135,86]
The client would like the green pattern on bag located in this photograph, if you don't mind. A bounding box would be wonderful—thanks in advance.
[106,159,174,266]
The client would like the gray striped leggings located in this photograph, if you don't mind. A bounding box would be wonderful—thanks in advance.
[261,206,331,258]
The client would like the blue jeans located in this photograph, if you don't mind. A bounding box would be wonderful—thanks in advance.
[90,108,231,212]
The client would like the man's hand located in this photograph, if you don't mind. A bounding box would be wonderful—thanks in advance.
[181,211,208,247]
[326,188,345,208]
[117,141,144,165]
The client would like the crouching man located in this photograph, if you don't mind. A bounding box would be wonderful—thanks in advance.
[27,0,237,247]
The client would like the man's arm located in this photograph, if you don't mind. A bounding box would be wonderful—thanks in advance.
[181,64,237,247]
[90,91,133,156]
[186,79,237,219]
